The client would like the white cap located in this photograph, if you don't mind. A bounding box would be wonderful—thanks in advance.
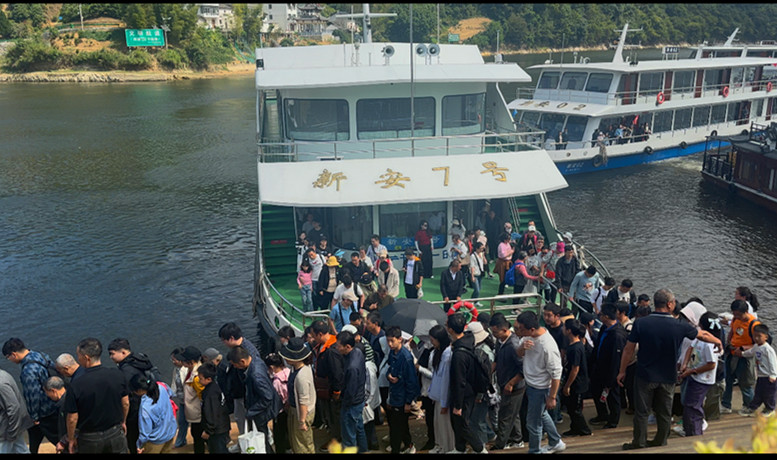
[563,231,573,240]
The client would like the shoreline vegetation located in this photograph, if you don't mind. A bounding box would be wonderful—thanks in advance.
[0,43,691,84]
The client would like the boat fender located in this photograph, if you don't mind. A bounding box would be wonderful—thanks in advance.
[680,141,688,149]
[643,146,654,155]
[592,154,605,168]
[447,300,479,323]
[767,81,773,93]
[722,86,730,98]
[710,130,718,138]
[656,92,665,105]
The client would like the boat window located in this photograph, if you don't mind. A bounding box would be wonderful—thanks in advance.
[442,93,485,136]
[731,67,744,88]
[672,70,695,94]
[284,99,349,141]
[518,111,541,130]
[584,73,613,93]
[379,203,446,251]
[754,99,764,118]
[763,65,777,84]
[560,72,587,91]
[692,106,710,127]
[356,97,435,139]
[565,116,587,142]
[538,71,560,89]
[616,74,638,101]
[653,110,673,133]
[710,104,727,124]
[539,113,566,140]
[638,72,664,96]
[744,67,756,87]
[673,108,692,130]
[703,69,724,92]
[727,102,750,122]
[328,206,374,250]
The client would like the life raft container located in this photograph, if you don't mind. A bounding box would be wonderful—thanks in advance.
[447,300,479,323]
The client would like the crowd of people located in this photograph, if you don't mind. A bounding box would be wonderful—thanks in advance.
[2,211,774,454]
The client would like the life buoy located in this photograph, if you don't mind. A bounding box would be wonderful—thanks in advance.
[656,92,665,105]
[643,146,654,155]
[710,130,718,138]
[741,129,749,136]
[592,154,604,168]
[680,141,688,149]
[722,86,730,97]
[447,300,479,323]
[767,81,773,93]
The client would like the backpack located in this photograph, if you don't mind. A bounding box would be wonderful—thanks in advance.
[457,346,493,395]
[504,262,526,288]
[747,318,773,345]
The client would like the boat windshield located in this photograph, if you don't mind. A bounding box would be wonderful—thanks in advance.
[442,93,485,136]
[585,73,613,93]
[356,97,435,139]
[284,99,349,141]
[538,71,560,89]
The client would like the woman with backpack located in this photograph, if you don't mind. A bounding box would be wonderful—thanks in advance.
[508,251,543,305]
[129,373,177,453]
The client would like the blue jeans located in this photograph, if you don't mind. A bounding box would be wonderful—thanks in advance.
[471,397,495,444]
[525,386,561,454]
[471,275,483,300]
[722,354,755,409]
[340,403,367,453]
[300,285,313,312]
[0,436,30,454]
[175,400,189,446]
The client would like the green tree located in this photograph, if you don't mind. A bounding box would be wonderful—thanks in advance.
[9,3,47,28]
[122,3,154,30]
[0,10,14,39]
[385,4,437,43]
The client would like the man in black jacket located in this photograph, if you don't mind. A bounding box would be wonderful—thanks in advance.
[311,320,345,450]
[440,260,466,313]
[401,248,424,299]
[447,313,487,454]
[588,303,628,429]
[336,330,367,453]
[198,363,231,454]
[108,338,160,454]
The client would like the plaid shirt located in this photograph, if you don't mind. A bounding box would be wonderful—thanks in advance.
[19,351,58,421]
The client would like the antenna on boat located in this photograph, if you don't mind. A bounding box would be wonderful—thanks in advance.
[724,28,740,47]
[612,23,642,64]
[333,4,397,44]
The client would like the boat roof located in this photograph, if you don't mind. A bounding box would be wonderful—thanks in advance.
[529,56,777,74]
[255,42,532,89]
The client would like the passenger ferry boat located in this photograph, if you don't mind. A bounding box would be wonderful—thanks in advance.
[507,24,777,175]
[701,121,777,213]
[249,8,589,336]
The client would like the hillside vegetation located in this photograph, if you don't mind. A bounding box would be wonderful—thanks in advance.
[2,4,777,73]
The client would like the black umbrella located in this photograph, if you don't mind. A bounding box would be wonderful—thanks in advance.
[379,298,449,338]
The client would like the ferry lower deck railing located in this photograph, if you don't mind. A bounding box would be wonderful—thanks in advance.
[257,130,546,162]
[516,77,777,107]
[427,292,545,323]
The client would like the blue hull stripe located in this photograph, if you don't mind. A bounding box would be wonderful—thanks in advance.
[556,140,730,175]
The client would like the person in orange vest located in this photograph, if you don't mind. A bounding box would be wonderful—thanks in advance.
[721,299,761,413]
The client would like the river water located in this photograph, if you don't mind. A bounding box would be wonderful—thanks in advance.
[1,49,774,379]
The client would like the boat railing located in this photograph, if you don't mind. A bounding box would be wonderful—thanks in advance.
[515,77,777,107]
[257,130,547,162]
[427,292,545,322]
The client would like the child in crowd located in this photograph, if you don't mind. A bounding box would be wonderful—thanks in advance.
[198,363,231,454]
[298,259,314,312]
[266,353,291,453]
[678,312,724,436]
[736,324,777,417]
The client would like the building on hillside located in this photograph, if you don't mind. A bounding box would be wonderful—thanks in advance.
[196,3,235,31]
[261,3,298,35]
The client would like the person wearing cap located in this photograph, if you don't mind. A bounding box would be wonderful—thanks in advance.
[402,247,424,299]
[201,348,229,411]
[335,330,368,453]
[446,313,487,454]
[450,218,466,241]
[468,321,496,447]
[519,224,539,254]
[226,345,282,454]
[329,291,360,334]
[280,337,316,454]
[317,255,342,310]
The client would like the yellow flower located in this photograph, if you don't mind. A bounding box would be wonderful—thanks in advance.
[327,439,358,454]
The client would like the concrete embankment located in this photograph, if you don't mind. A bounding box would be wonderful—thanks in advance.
[0,63,256,83]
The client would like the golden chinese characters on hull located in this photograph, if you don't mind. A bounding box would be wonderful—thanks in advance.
[312,169,347,191]
[375,168,411,188]
[481,161,508,182]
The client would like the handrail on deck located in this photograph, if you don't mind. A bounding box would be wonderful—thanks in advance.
[516,77,777,107]
[427,292,545,321]
[257,130,546,162]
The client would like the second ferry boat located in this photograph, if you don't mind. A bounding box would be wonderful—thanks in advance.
[507,24,777,175]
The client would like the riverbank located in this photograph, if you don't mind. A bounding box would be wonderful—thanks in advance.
[0,62,255,83]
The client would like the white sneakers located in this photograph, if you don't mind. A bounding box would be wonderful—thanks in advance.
[505,441,525,449]
[540,440,567,454]
[428,446,443,454]
[720,406,732,414]
[672,425,686,437]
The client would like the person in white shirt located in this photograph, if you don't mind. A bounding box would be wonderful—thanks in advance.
[735,323,777,417]
[515,311,565,454]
